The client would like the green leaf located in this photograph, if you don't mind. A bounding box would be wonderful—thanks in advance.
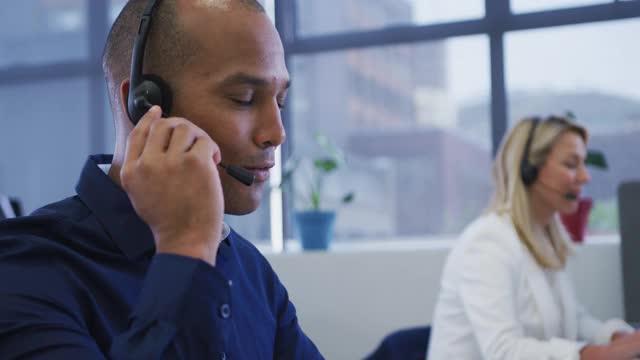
[586,149,608,170]
[314,158,338,173]
[311,190,321,210]
[279,156,301,186]
[280,169,294,186]
[342,192,355,204]
[315,132,345,165]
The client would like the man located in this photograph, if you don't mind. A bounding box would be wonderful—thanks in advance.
[0,0,323,358]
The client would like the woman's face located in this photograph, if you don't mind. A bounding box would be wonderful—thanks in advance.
[532,131,591,215]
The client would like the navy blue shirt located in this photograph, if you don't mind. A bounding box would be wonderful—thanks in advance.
[0,155,322,359]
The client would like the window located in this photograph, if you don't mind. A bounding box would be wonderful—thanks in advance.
[506,19,640,234]
[1,0,638,250]
[290,36,491,241]
[110,0,128,23]
[110,0,273,23]
[0,0,88,67]
[0,79,90,213]
[225,191,272,245]
[296,0,484,37]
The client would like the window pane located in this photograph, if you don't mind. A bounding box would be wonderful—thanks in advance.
[110,0,272,23]
[0,0,87,67]
[109,0,127,24]
[225,189,272,245]
[0,79,89,213]
[506,19,640,235]
[290,36,491,242]
[511,0,610,13]
[297,0,484,37]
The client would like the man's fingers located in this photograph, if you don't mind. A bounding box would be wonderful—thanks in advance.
[189,135,219,164]
[167,122,200,155]
[125,106,162,161]
[145,119,175,154]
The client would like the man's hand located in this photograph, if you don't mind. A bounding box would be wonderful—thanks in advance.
[120,106,224,266]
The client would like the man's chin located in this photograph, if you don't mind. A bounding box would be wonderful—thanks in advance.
[226,206,259,216]
[224,196,262,216]
[221,180,265,215]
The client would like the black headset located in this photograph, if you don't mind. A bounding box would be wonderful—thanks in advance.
[126,0,255,186]
[520,118,541,187]
[127,0,170,124]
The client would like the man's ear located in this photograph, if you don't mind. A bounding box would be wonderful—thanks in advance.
[120,79,131,122]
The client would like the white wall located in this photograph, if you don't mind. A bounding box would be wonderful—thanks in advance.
[266,237,625,360]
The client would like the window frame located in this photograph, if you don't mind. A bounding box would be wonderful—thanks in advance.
[275,0,640,243]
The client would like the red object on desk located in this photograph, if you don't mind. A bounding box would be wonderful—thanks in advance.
[560,197,593,243]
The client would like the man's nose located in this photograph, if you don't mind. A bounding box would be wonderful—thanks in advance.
[254,101,286,149]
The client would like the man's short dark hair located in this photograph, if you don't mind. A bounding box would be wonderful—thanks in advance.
[102,0,265,119]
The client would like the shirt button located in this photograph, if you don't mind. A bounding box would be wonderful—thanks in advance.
[219,352,227,360]
[219,304,231,319]
[228,280,233,287]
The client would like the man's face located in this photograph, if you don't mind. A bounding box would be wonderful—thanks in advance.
[171,5,289,215]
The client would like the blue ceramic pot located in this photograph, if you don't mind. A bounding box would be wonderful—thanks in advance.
[295,210,336,250]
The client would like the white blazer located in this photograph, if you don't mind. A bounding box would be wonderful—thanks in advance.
[428,212,632,360]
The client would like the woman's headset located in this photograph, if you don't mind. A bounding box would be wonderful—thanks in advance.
[519,116,578,200]
[520,118,542,187]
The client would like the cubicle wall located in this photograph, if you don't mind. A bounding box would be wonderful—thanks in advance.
[267,238,625,360]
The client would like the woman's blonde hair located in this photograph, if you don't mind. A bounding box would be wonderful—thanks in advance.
[487,116,589,269]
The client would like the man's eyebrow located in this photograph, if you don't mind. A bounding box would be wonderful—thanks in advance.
[219,72,291,90]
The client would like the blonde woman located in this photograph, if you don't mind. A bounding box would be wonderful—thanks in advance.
[428,116,640,360]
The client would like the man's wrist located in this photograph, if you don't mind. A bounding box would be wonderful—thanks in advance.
[156,242,218,267]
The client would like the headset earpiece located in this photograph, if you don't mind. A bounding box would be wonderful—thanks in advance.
[520,118,541,187]
[127,74,173,124]
[520,161,539,187]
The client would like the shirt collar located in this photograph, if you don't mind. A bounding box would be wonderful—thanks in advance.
[75,155,231,261]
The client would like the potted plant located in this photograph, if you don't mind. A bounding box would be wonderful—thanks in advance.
[280,133,354,250]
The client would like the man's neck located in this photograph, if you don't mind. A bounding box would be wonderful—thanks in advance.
[108,162,123,188]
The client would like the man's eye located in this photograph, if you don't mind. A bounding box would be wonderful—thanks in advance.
[232,98,253,106]
[564,162,578,169]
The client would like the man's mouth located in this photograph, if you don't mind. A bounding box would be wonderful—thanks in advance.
[241,163,274,183]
